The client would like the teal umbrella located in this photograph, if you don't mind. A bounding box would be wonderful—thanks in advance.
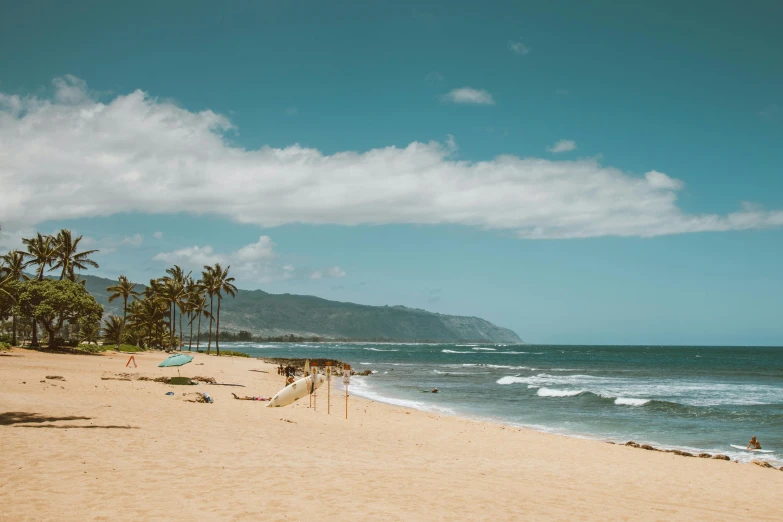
[158,354,194,376]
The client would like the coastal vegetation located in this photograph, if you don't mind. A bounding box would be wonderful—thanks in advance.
[0,227,238,352]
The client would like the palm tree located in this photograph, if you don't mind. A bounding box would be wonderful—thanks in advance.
[106,275,139,349]
[102,316,124,347]
[184,277,200,350]
[165,266,191,351]
[22,233,58,280]
[187,292,210,352]
[157,277,186,350]
[129,296,166,349]
[52,229,99,281]
[199,266,216,354]
[21,233,59,347]
[1,250,26,345]
[210,263,238,356]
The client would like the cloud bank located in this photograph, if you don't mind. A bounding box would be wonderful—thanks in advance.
[1,77,782,239]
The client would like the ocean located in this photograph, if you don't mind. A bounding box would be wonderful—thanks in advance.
[223,342,783,465]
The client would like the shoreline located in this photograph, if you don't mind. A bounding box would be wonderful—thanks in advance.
[347,374,783,467]
[2,348,782,521]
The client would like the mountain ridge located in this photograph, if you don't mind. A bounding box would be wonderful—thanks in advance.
[78,273,523,343]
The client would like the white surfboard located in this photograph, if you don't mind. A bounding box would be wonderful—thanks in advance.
[267,373,326,408]
[730,444,774,453]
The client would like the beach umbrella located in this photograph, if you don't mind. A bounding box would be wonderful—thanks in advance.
[158,353,193,377]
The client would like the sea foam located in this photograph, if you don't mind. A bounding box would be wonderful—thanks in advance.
[537,387,585,397]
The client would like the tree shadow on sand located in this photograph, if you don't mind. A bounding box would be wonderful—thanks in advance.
[0,411,137,429]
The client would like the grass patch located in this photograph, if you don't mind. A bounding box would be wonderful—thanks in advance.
[219,350,250,358]
[78,343,146,354]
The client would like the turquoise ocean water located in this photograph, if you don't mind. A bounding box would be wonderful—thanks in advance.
[224,342,783,465]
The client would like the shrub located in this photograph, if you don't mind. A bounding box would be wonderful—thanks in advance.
[0,342,10,350]
[219,350,250,358]
[117,344,145,352]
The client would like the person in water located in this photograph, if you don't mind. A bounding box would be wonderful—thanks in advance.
[747,436,761,450]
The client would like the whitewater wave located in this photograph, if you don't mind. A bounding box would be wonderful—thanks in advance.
[472,347,497,351]
[346,377,456,415]
[442,349,473,354]
[520,373,783,406]
[434,369,471,375]
[615,397,650,406]
[364,348,399,352]
[537,388,585,397]
[496,376,528,385]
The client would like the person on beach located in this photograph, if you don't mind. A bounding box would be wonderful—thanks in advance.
[747,436,761,450]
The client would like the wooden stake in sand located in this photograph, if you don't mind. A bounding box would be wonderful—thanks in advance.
[343,364,351,419]
[325,362,332,414]
[125,356,137,368]
[311,363,318,412]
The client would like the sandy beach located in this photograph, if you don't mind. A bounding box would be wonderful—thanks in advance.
[1,348,781,521]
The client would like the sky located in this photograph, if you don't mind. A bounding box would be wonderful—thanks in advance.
[0,0,782,345]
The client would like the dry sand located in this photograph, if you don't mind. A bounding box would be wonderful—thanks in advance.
[1,348,781,521]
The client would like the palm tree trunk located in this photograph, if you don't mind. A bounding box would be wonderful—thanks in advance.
[11,314,17,346]
[31,318,39,347]
[188,312,193,351]
[179,307,183,351]
[119,296,127,350]
[207,294,214,355]
[196,313,202,351]
[215,297,221,356]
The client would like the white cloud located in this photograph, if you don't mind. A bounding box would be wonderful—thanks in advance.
[547,139,577,153]
[310,266,345,280]
[325,266,346,279]
[1,76,782,240]
[153,231,163,240]
[508,40,530,55]
[154,236,286,282]
[120,234,144,247]
[68,233,143,254]
[442,87,495,105]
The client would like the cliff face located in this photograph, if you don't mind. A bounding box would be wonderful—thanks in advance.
[82,275,522,343]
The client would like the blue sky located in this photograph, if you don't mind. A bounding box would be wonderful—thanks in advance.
[1,1,782,345]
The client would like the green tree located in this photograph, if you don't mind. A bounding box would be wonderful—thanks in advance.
[199,267,217,354]
[15,279,103,348]
[51,229,99,281]
[22,233,58,280]
[106,275,139,348]
[1,251,26,345]
[165,266,190,351]
[102,315,124,346]
[21,233,59,346]
[209,263,238,356]
[187,292,210,352]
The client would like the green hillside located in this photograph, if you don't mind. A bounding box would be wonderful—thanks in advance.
[81,274,522,343]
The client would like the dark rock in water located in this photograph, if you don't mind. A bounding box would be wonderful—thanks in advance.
[698,453,712,458]
[640,444,656,451]
[625,441,640,448]
[712,454,730,461]
[356,370,373,376]
[751,460,773,468]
